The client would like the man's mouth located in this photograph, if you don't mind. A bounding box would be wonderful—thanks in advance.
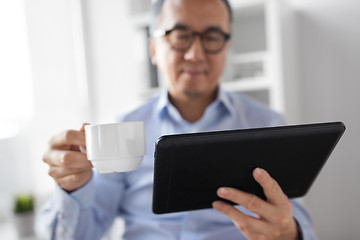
[182,69,207,76]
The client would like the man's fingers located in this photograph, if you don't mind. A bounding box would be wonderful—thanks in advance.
[212,201,275,237]
[80,123,90,132]
[213,169,298,239]
[43,149,90,168]
[213,200,296,239]
[213,201,258,232]
[48,164,92,179]
[55,171,92,192]
[253,168,290,206]
[216,187,281,222]
[49,129,86,150]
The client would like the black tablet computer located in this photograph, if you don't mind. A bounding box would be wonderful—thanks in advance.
[152,122,345,214]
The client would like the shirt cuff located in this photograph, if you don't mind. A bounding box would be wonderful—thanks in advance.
[291,199,318,240]
[294,218,304,240]
[53,171,95,210]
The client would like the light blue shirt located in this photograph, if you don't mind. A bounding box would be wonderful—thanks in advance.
[37,88,317,240]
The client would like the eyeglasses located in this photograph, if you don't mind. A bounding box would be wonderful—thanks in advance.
[153,26,231,54]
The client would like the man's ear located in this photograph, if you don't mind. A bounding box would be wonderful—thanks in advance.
[148,38,157,65]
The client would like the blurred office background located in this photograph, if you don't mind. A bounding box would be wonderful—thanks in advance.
[0,0,359,239]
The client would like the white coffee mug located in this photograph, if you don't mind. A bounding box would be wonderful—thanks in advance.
[82,122,146,173]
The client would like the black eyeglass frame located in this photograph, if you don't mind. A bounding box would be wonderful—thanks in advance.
[153,26,231,54]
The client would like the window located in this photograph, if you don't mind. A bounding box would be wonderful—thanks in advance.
[0,0,33,139]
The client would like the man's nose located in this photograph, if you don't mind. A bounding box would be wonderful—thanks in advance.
[184,36,206,61]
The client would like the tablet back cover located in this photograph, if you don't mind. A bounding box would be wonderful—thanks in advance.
[152,122,345,214]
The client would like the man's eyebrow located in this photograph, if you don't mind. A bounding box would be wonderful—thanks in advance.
[171,23,189,30]
[170,24,228,33]
[205,26,227,32]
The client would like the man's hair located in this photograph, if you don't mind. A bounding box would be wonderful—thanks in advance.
[149,0,233,34]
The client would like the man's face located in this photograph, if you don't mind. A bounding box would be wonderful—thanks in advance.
[151,0,230,100]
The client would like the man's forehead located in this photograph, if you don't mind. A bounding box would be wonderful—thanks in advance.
[159,0,230,31]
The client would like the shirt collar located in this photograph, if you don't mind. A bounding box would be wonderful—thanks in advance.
[215,86,237,116]
[155,88,170,119]
[155,86,236,120]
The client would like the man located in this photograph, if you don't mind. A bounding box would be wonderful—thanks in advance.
[38,0,317,239]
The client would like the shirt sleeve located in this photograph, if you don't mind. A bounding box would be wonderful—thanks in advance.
[291,199,319,240]
[36,170,125,240]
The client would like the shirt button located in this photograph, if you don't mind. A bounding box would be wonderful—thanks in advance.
[82,194,88,201]
[187,219,194,227]
[64,232,72,238]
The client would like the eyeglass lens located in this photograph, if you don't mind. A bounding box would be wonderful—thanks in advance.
[166,29,227,53]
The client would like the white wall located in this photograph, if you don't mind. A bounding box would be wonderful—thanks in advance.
[292,1,360,239]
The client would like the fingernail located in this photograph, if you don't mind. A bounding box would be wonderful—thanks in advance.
[218,187,229,197]
[212,201,225,210]
[255,167,263,176]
